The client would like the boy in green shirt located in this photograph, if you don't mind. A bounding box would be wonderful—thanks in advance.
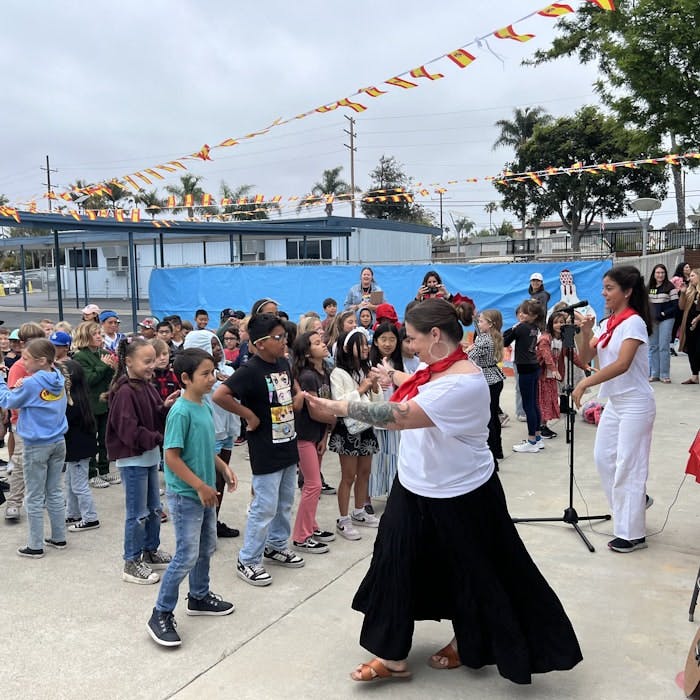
[147,348,237,647]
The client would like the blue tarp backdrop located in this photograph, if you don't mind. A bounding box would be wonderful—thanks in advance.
[149,261,612,328]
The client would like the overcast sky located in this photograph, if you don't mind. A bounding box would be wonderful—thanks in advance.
[1,0,693,230]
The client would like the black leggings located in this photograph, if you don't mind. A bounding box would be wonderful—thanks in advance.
[487,381,503,459]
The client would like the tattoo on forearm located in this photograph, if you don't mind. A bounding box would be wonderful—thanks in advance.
[346,400,409,427]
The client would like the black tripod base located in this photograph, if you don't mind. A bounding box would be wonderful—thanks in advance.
[512,507,611,553]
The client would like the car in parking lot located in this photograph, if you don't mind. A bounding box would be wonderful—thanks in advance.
[0,273,20,294]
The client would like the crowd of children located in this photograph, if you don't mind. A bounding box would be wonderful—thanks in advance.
[0,273,594,647]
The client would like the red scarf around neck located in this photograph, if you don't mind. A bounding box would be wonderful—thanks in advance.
[390,346,467,403]
[594,307,638,348]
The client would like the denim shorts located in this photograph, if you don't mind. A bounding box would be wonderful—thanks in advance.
[215,436,234,452]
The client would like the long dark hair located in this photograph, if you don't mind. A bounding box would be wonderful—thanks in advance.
[369,322,404,371]
[405,298,473,344]
[673,261,689,279]
[291,331,326,380]
[519,299,546,331]
[605,265,652,334]
[109,337,151,397]
[421,270,442,286]
[63,359,96,434]
[334,330,370,382]
[647,264,674,294]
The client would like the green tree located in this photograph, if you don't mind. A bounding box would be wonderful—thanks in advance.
[494,221,515,237]
[484,201,499,231]
[308,166,356,216]
[66,179,108,213]
[135,189,165,220]
[492,107,552,151]
[104,180,134,213]
[360,155,432,224]
[220,182,278,220]
[453,216,476,239]
[529,0,700,226]
[494,106,667,251]
[166,174,207,218]
[0,194,8,206]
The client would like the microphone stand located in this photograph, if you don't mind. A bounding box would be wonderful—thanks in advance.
[512,310,610,552]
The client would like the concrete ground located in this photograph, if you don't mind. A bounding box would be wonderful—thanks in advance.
[1,298,699,699]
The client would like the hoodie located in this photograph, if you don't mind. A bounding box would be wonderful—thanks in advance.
[0,368,68,445]
[373,302,400,330]
[183,330,240,441]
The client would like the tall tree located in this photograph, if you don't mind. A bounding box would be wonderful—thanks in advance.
[135,189,165,220]
[166,174,207,218]
[484,201,499,231]
[360,155,433,225]
[104,180,134,213]
[529,0,700,226]
[66,179,108,213]
[492,107,552,151]
[220,182,278,220]
[453,216,476,239]
[309,166,356,216]
[494,106,667,251]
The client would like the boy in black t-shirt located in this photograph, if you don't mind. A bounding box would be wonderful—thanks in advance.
[213,314,306,586]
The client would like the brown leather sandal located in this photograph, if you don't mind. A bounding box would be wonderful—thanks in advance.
[351,658,412,682]
[682,378,699,384]
[428,642,462,670]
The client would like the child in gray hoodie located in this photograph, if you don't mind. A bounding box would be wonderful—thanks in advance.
[0,339,68,558]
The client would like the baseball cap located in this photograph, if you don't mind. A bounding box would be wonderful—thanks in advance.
[220,307,236,321]
[9,329,20,340]
[163,314,182,325]
[99,310,119,323]
[138,317,157,329]
[49,331,72,347]
[530,272,544,282]
[82,303,101,316]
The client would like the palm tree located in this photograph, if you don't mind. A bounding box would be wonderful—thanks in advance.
[135,189,165,220]
[166,174,207,218]
[492,106,552,152]
[484,201,499,232]
[220,182,279,221]
[453,216,476,240]
[301,166,356,216]
[0,194,8,206]
[66,179,108,213]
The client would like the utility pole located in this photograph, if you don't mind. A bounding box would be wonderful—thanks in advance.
[343,116,357,217]
[40,155,58,212]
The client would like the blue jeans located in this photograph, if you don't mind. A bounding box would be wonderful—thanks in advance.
[648,317,674,380]
[119,464,161,561]
[156,494,217,613]
[238,464,296,566]
[517,368,541,437]
[23,441,67,550]
[65,458,98,523]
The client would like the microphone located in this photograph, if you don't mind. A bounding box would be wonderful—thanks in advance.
[561,300,589,312]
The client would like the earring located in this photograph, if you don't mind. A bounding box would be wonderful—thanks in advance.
[428,340,450,362]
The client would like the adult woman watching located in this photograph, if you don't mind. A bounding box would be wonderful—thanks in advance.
[647,264,678,383]
[344,267,382,316]
[306,298,582,685]
[678,268,700,384]
[415,270,451,301]
[571,266,655,553]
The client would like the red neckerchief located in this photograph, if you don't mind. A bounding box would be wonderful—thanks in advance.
[594,307,638,348]
[390,346,467,403]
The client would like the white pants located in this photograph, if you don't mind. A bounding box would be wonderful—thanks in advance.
[593,392,655,541]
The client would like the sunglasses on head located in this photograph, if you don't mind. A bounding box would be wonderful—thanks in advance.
[255,332,287,344]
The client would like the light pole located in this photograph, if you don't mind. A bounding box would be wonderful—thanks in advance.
[631,197,662,257]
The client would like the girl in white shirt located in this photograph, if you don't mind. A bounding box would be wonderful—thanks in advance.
[572,265,655,553]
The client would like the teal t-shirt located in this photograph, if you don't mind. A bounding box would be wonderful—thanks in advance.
[164,396,216,502]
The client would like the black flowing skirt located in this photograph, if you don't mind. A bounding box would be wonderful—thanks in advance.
[352,473,583,685]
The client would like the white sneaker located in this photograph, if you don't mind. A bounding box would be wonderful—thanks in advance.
[351,510,380,528]
[336,518,362,540]
[6,460,14,475]
[513,441,539,453]
[101,472,122,485]
[89,476,110,489]
[536,438,545,450]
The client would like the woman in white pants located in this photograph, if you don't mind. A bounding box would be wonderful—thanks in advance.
[572,265,655,553]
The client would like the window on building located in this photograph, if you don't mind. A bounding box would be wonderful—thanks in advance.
[68,248,98,268]
[286,239,332,261]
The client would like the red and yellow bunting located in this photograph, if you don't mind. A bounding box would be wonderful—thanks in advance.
[58,1,613,200]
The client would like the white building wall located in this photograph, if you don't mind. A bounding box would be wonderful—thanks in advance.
[347,227,432,264]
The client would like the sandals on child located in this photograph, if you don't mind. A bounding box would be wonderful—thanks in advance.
[428,642,462,670]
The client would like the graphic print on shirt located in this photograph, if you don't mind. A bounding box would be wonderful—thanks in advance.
[265,371,296,443]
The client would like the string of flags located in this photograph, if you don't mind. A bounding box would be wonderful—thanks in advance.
[55,0,614,200]
[3,148,700,229]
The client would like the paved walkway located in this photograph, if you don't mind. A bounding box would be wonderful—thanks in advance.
[2,361,699,699]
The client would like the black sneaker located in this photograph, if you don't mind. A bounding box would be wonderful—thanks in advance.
[186,591,235,616]
[608,537,647,553]
[0,480,9,492]
[216,521,240,538]
[320,482,336,495]
[44,538,67,549]
[312,528,336,543]
[540,426,557,439]
[234,436,246,447]
[17,546,44,558]
[236,559,272,587]
[68,520,100,532]
[364,503,375,515]
[65,516,82,525]
[292,537,329,554]
[147,608,181,647]
[263,546,305,568]
[645,494,654,509]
